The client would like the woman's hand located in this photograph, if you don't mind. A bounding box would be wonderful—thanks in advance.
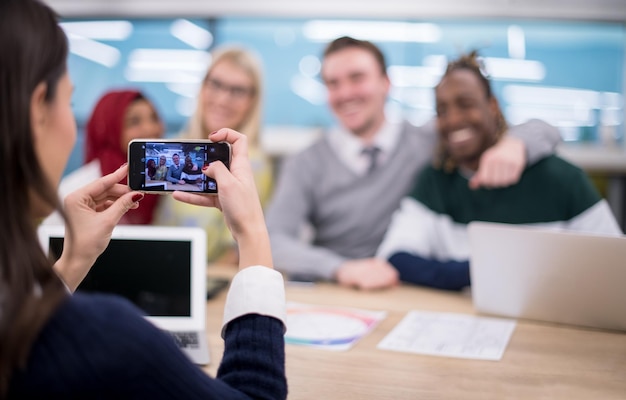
[54,164,144,291]
[173,128,272,270]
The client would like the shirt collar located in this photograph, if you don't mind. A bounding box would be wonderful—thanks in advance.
[329,120,401,154]
[327,118,403,173]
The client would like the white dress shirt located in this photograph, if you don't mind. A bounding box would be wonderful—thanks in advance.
[221,265,287,337]
[326,119,403,175]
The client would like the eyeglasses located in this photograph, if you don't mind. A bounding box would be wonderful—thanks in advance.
[205,77,254,100]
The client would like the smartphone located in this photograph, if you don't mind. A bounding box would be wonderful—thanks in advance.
[128,139,231,194]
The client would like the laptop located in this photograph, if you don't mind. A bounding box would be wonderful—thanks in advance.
[38,224,211,364]
[468,221,626,332]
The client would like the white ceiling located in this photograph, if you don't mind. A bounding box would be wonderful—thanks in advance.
[44,0,626,22]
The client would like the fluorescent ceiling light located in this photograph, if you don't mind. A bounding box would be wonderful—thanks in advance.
[506,105,595,127]
[602,92,623,108]
[125,69,202,84]
[125,49,210,82]
[303,20,441,43]
[388,65,441,88]
[601,109,623,126]
[170,19,212,50]
[166,82,200,98]
[128,49,210,71]
[423,55,545,82]
[128,49,211,72]
[507,25,526,60]
[290,75,327,105]
[422,55,447,71]
[60,21,132,41]
[505,86,623,128]
[484,58,545,81]
[66,33,120,67]
[389,87,434,109]
[503,85,601,107]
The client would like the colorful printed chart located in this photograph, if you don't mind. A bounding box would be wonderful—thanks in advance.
[285,302,387,351]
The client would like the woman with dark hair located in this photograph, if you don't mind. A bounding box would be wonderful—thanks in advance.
[0,0,287,398]
[146,158,157,180]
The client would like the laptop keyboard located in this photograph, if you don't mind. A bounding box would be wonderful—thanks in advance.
[167,331,200,349]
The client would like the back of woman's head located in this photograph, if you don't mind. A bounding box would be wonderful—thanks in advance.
[0,0,68,216]
[0,0,69,394]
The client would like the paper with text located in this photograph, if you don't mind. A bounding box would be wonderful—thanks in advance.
[377,310,516,360]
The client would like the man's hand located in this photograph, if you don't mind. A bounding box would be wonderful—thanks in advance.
[335,258,399,290]
[469,135,525,189]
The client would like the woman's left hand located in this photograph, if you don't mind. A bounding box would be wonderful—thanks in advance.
[54,164,144,291]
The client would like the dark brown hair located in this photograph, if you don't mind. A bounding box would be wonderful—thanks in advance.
[434,50,508,172]
[0,0,70,394]
[322,36,388,76]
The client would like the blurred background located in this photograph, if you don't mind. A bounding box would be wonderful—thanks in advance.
[44,0,626,226]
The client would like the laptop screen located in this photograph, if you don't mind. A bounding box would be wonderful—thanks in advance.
[48,237,192,317]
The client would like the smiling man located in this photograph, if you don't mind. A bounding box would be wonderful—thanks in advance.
[376,51,622,291]
[266,37,562,290]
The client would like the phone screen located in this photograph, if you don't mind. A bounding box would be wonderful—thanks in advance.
[128,140,231,194]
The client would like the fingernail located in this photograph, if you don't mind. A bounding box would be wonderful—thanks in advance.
[209,130,218,136]
[121,162,128,168]
[132,193,144,203]
[202,164,209,171]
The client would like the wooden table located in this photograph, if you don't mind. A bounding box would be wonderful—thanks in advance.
[203,266,626,399]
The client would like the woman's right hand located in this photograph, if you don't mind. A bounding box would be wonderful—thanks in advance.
[173,128,272,270]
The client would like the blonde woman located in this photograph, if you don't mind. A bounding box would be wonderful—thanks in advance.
[156,46,273,263]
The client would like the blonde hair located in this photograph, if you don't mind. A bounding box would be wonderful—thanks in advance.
[180,46,264,148]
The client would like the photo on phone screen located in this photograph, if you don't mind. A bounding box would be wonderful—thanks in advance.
[128,139,231,194]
